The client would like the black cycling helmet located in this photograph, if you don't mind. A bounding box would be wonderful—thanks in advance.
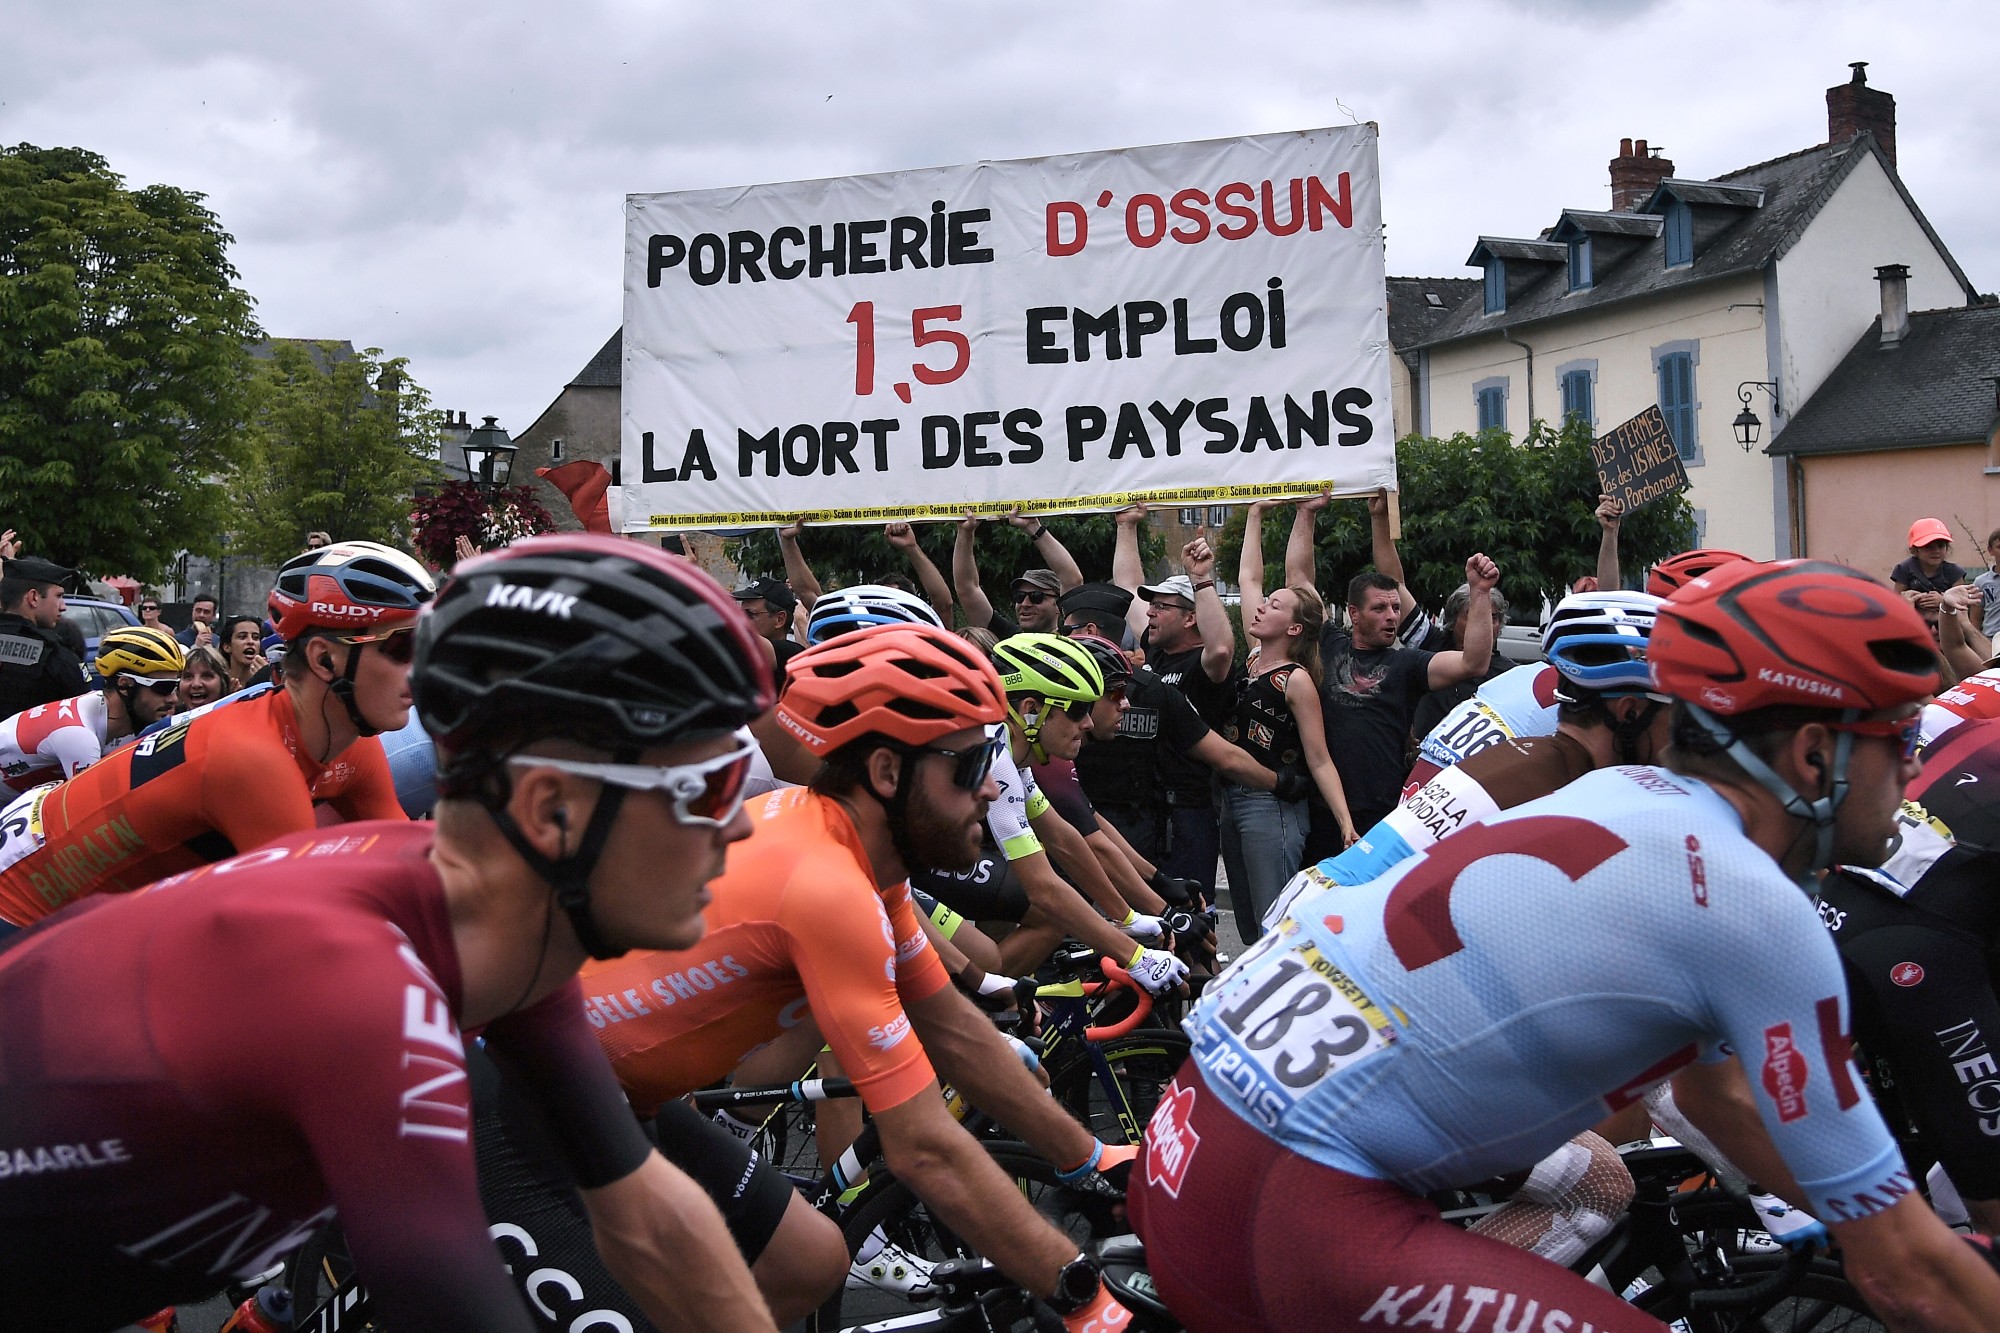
[1066,630,1133,691]
[413,534,775,959]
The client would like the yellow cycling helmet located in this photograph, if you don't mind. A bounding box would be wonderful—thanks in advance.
[95,624,187,681]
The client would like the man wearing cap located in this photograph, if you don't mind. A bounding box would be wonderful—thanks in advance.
[952,508,1083,638]
[0,556,87,720]
[733,576,802,686]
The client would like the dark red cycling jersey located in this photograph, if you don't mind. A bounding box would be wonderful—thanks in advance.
[0,685,404,926]
[0,821,649,1332]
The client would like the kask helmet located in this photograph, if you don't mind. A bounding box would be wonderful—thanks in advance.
[806,583,945,645]
[1651,559,1939,716]
[1646,548,1751,598]
[778,622,1006,756]
[94,624,185,681]
[1540,591,1663,701]
[1067,632,1133,691]
[991,633,1105,705]
[268,540,435,642]
[414,534,774,755]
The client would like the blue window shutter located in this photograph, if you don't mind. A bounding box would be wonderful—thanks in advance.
[1658,352,1696,459]
[1561,369,1593,427]
[1476,386,1506,432]
[1568,238,1591,291]
[1665,203,1692,267]
[1484,261,1505,314]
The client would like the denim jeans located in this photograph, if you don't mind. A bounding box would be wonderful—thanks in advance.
[1220,784,1310,943]
[1161,804,1220,898]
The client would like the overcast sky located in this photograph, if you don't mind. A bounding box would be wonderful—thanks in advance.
[7,0,1994,437]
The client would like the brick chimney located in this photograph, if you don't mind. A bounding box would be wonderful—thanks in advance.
[1828,62,1896,168]
[1876,263,1910,347]
[1609,138,1674,212]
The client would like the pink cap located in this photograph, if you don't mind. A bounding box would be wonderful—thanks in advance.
[1908,518,1953,547]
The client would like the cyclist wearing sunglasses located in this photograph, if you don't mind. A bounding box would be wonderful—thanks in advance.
[0,625,184,794]
[0,541,432,932]
[0,535,785,1333]
[1135,561,2000,1333]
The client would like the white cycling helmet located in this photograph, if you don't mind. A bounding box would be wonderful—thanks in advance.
[1541,590,1664,701]
[806,583,945,644]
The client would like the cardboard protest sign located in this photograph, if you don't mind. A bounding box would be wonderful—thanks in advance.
[1591,405,1689,515]
[620,126,1393,530]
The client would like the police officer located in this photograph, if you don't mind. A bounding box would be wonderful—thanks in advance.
[0,556,87,719]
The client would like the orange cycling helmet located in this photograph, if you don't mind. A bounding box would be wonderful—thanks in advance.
[777,622,1007,757]
[1652,559,1939,875]
[1646,547,1751,598]
[1651,559,1939,716]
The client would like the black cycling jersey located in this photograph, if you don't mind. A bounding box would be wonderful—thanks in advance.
[1817,715,2000,1200]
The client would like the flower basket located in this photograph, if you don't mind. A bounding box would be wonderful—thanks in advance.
[410,481,556,568]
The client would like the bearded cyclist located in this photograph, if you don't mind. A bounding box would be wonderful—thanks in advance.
[0,541,431,933]
[0,625,184,793]
[583,623,1140,1331]
[1134,559,2000,1332]
[0,534,782,1331]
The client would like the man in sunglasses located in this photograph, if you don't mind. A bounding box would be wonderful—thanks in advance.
[951,507,1083,638]
[0,535,788,1332]
[0,626,184,795]
[0,540,432,934]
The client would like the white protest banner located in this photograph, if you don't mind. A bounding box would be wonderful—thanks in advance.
[621,125,1391,530]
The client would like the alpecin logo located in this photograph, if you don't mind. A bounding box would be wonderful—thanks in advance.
[1144,1081,1201,1199]
[1762,1023,1810,1123]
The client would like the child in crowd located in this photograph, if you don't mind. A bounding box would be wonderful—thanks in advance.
[1892,518,1967,614]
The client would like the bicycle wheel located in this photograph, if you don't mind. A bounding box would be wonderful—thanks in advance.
[1045,1029,1191,1146]
[816,1144,1118,1332]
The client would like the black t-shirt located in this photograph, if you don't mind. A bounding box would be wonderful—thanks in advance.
[1318,624,1434,819]
[1144,641,1236,733]
[1410,655,1511,748]
[1226,664,1304,773]
[1890,556,1966,596]
[771,637,803,689]
[982,608,1023,638]
[1074,669,1213,809]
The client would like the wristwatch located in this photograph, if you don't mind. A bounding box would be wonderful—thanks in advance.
[1045,1253,1103,1316]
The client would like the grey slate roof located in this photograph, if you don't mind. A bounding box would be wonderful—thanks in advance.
[1650,179,1764,208]
[1553,209,1663,239]
[1766,304,2000,456]
[1466,236,1565,265]
[1387,277,1480,353]
[570,329,622,387]
[1417,135,1977,349]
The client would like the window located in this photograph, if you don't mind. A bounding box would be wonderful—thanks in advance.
[1483,260,1506,314]
[1558,365,1596,429]
[1664,202,1693,268]
[1208,505,1229,529]
[1655,345,1698,462]
[1567,236,1593,291]
[1474,378,1508,433]
[549,437,565,462]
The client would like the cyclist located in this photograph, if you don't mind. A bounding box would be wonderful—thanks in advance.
[0,625,184,792]
[1404,549,1753,794]
[0,534,782,1332]
[0,541,431,932]
[1818,713,2000,1235]
[583,623,1140,1331]
[1134,559,2000,1332]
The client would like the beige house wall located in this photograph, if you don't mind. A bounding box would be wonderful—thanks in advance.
[1422,273,1777,555]
[1795,443,2000,576]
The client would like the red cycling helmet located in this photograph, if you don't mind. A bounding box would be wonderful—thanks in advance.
[268,540,436,642]
[1651,559,1940,716]
[777,623,1007,757]
[1646,547,1751,598]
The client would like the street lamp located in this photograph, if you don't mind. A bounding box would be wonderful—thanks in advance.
[1733,382,1781,451]
[462,416,517,490]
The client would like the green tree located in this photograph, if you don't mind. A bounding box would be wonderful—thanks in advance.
[727,512,1163,625]
[232,341,446,565]
[1215,420,1698,615]
[0,144,260,579]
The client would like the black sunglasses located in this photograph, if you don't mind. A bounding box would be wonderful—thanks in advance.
[333,625,417,664]
[912,727,1007,791]
[1014,590,1051,606]
[138,604,159,612]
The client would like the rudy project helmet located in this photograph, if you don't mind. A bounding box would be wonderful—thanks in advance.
[413,535,775,960]
[94,624,186,682]
[1651,559,1939,876]
[267,540,436,642]
[1540,591,1664,701]
[990,633,1106,706]
[777,623,1007,757]
[805,583,945,645]
[1645,547,1750,599]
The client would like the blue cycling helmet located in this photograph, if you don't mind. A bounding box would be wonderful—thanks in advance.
[1541,590,1664,702]
[805,583,945,644]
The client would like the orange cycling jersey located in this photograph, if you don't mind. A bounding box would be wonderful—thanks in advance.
[582,787,951,1116]
[0,686,404,926]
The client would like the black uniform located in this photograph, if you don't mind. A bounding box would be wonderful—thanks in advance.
[0,612,86,721]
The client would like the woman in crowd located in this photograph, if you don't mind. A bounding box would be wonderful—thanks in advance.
[1223,499,1357,941]
[218,617,267,695]
[178,645,230,710]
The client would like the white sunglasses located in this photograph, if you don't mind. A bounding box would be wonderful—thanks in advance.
[509,730,759,828]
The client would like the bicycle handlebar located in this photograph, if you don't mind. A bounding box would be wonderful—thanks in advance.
[1082,958,1154,1042]
[1685,1241,1814,1312]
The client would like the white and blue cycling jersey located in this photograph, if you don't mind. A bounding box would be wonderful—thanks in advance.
[1191,764,1910,1223]
[1411,663,1560,780]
